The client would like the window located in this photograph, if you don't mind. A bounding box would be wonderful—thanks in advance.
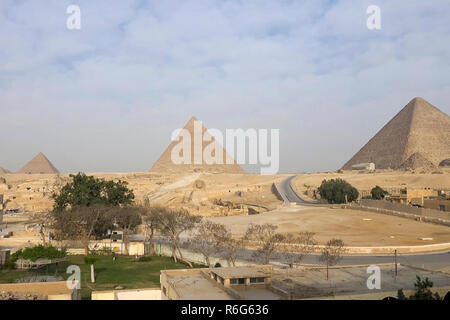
[440,205,446,211]
[250,277,265,284]
[230,278,246,285]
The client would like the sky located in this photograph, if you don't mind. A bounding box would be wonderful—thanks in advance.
[0,0,449,174]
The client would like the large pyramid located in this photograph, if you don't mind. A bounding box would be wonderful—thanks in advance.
[150,116,244,174]
[17,152,60,174]
[342,97,450,170]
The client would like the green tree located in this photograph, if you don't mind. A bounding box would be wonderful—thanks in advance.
[52,173,134,211]
[318,179,359,204]
[397,276,442,300]
[371,186,388,200]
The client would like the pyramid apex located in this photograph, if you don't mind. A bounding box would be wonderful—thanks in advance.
[409,96,431,106]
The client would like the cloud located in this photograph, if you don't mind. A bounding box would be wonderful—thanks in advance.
[0,0,449,173]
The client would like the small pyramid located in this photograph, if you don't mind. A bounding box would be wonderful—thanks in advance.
[150,117,244,174]
[342,97,450,170]
[17,152,60,174]
[398,152,436,170]
[0,167,11,174]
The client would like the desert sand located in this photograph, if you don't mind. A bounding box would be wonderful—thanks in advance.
[208,205,450,246]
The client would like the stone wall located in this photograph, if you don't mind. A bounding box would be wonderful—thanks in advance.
[345,199,450,227]
[360,199,450,220]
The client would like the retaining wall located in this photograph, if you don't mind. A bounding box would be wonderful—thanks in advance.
[345,200,450,227]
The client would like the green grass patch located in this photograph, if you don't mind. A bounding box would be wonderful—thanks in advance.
[0,255,205,300]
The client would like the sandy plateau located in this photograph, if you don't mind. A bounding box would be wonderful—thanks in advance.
[0,172,285,215]
[1,170,450,249]
[292,169,450,200]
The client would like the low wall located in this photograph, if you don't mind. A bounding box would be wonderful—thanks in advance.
[92,288,161,300]
[304,285,450,300]
[271,183,286,203]
[155,243,253,267]
[90,240,150,256]
[360,199,450,220]
[345,200,450,227]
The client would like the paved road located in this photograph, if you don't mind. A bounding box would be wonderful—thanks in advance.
[268,176,450,269]
[278,175,318,205]
[154,237,450,271]
[236,248,450,271]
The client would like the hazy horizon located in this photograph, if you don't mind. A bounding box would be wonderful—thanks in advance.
[1,1,449,174]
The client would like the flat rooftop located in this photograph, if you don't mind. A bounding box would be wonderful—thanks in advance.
[0,281,73,296]
[272,265,450,299]
[210,266,272,279]
[166,272,233,300]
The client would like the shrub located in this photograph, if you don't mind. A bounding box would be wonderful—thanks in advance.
[137,256,152,262]
[371,186,388,200]
[84,257,98,265]
[318,179,359,204]
[6,245,67,269]
[397,276,442,300]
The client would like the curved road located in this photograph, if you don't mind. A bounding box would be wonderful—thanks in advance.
[278,175,319,205]
[273,175,450,269]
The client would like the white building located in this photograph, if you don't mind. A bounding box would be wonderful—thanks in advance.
[351,163,375,171]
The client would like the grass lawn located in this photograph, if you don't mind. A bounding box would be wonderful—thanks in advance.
[0,255,204,300]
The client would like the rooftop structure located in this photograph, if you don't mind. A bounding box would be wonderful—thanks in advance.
[388,187,436,206]
[160,265,285,300]
[0,281,80,300]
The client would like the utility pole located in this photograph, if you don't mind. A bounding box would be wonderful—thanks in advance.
[394,249,398,277]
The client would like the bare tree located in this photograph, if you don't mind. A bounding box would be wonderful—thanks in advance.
[108,206,142,255]
[51,205,112,256]
[281,232,317,268]
[187,221,226,267]
[29,211,53,245]
[245,223,285,264]
[216,231,245,267]
[319,238,346,280]
[148,206,202,267]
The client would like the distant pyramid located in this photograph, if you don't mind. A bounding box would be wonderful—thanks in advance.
[150,116,244,174]
[0,167,11,174]
[342,97,450,170]
[17,152,60,174]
